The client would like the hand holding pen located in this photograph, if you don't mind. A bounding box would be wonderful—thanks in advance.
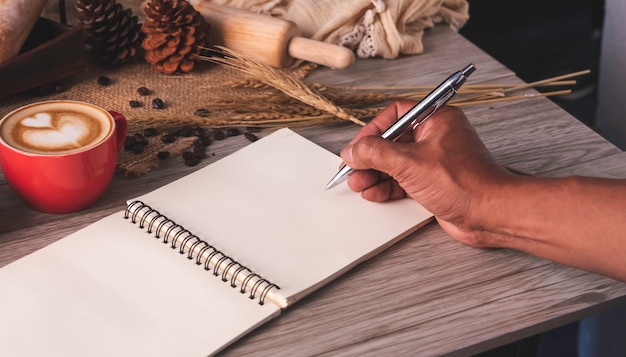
[328,66,626,285]
[326,64,476,190]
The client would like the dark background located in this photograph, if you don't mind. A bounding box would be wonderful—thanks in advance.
[459,1,605,356]
[459,0,604,129]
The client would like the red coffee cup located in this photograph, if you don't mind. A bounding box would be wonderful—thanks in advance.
[0,100,127,213]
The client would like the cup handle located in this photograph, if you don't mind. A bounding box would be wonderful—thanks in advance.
[108,111,128,151]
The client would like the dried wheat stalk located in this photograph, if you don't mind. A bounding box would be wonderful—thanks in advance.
[127,46,589,130]
[194,47,588,127]
[197,46,367,126]
[126,86,578,130]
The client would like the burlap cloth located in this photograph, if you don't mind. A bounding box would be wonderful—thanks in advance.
[0,51,328,175]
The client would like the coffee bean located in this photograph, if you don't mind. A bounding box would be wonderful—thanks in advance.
[129,100,142,108]
[192,127,206,137]
[226,128,241,137]
[244,132,258,142]
[213,129,226,140]
[123,136,136,151]
[97,75,110,85]
[151,98,164,109]
[197,136,211,146]
[133,133,148,145]
[137,86,151,96]
[131,143,145,154]
[182,151,194,160]
[184,156,200,166]
[192,143,206,158]
[124,133,153,154]
[161,134,176,143]
[194,108,211,117]
[157,151,170,160]
[143,127,159,137]
[246,126,261,132]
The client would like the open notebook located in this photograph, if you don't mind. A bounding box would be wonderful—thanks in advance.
[0,128,433,356]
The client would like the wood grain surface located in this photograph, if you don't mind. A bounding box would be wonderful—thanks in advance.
[2,25,626,356]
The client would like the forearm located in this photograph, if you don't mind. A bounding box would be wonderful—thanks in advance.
[477,175,626,281]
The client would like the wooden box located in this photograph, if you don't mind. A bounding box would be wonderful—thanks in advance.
[0,17,86,98]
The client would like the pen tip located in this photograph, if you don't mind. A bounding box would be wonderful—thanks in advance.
[325,165,352,190]
[324,180,336,191]
[325,175,341,191]
[325,173,348,191]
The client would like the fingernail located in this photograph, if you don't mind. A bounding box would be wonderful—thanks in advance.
[342,144,354,164]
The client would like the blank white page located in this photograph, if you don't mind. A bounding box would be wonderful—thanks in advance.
[131,128,433,308]
[0,213,280,357]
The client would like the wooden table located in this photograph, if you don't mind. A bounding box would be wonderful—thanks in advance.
[2,24,626,356]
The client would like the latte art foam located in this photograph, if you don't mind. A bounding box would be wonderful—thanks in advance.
[1,104,112,155]
[21,112,92,149]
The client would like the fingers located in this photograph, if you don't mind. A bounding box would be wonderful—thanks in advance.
[341,106,465,175]
[339,100,487,201]
[351,100,419,143]
[359,179,407,202]
[344,168,405,201]
[340,135,415,201]
[341,135,407,174]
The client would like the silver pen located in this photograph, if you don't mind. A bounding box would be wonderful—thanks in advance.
[325,63,476,190]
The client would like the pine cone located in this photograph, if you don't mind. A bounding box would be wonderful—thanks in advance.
[142,0,210,74]
[76,0,143,65]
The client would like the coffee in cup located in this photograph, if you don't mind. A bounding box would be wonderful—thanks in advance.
[1,106,111,155]
[0,100,127,213]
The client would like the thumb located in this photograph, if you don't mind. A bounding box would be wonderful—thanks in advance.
[341,136,408,176]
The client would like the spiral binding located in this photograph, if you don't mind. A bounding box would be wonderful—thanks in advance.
[124,200,280,305]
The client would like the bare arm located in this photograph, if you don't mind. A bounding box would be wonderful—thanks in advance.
[341,101,626,281]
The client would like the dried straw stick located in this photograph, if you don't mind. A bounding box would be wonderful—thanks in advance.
[457,70,590,104]
[315,80,577,92]
[451,89,573,106]
[197,46,366,126]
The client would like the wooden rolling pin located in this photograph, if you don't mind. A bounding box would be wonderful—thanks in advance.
[195,2,355,69]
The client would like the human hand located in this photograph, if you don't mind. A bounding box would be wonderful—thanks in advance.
[340,100,513,244]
